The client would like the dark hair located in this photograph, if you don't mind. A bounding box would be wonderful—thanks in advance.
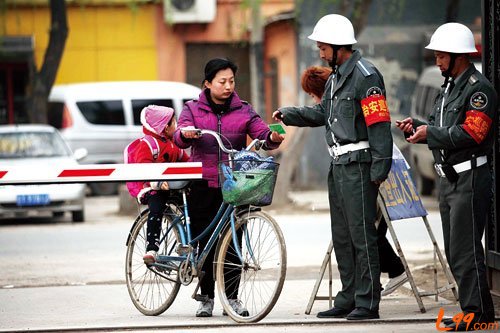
[203,58,238,84]
[301,66,333,98]
[167,114,176,126]
[329,44,353,52]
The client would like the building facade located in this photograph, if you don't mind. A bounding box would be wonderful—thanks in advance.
[1,0,297,125]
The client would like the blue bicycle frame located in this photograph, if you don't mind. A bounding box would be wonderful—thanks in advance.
[154,189,252,274]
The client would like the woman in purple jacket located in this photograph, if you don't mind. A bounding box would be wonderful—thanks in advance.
[174,58,284,318]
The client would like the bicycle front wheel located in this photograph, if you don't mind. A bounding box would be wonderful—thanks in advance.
[125,209,181,316]
[216,210,287,323]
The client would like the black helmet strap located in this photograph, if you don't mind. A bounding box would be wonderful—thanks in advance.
[328,44,342,72]
[442,52,458,80]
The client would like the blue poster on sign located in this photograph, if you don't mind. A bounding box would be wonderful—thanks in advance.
[379,146,428,221]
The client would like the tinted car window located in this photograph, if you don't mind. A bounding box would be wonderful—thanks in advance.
[0,131,69,158]
[77,100,125,125]
[132,99,174,125]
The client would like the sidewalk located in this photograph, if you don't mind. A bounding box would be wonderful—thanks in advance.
[0,279,461,332]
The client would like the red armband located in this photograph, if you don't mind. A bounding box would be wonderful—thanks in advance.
[462,110,492,144]
[361,94,391,126]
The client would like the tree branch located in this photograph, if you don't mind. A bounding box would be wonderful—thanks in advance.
[40,0,68,88]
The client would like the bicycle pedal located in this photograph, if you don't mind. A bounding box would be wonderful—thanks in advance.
[194,294,210,302]
[176,244,192,255]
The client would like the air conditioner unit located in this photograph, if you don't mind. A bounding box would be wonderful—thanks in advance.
[164,0,217,24]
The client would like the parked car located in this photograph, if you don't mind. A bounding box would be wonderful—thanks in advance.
[410,62,481,195]
[48,81,201,195]
[0,124,87,222]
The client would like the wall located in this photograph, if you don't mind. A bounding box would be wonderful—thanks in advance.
[156,0,295,84]
[264,19,297,113]
[4,0,296,117]
[6,4,158,83]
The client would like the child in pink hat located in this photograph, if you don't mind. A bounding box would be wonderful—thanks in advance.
[127,105,189,264]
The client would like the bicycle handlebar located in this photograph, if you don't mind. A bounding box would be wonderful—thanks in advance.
[199,129,237,154]
[185,128,266,155]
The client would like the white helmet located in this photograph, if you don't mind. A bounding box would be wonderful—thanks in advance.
[425,22,477,54]
[308,14,357,45]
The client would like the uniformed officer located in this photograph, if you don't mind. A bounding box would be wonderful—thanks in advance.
[396,23,496,331]
[273,14,393,320]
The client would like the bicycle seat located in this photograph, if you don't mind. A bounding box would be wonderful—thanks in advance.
[167,180,190,190]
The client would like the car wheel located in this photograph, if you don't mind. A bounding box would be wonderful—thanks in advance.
[89,182,119,196]
[72,210,85,223]
[53,211,65,218]
[416,174,434,196]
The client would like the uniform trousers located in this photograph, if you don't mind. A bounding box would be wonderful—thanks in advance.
[328,161,381,311]
[438,164,494,322]
[377,216,405,278]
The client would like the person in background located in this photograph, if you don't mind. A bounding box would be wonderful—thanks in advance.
[302,65,407,297]
[125,105,189,264]
[300,66,332,102]
[174,57,285,318]
[274,14,393,321]
[396,23,496,331]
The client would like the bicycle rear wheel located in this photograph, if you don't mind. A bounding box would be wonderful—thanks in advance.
[125,208,181,316]
[216,210,286,323]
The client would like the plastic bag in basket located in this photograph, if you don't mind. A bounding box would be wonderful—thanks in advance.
[233,151,276,172]
[221,164,276,206]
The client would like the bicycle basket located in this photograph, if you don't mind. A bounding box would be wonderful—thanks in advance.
[218,159,279,207]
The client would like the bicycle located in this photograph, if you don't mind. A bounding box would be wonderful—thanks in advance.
[125,129,287,323]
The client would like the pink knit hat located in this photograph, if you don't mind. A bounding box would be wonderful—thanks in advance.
[140,105,175,136]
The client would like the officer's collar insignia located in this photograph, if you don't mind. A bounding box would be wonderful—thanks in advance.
[366,86,382,97]
[470,92,488,109]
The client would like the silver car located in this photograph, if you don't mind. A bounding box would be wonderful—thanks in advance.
[0,125,87,222]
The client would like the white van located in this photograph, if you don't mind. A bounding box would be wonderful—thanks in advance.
[48,81,201,195]
[410,63,481,196]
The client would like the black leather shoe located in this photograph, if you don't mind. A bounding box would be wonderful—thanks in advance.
[445,315,496,331]
[446,320,496,332]
[346,307,380,320]
[317,307,352,318]
[445,321,472,331]
[441,317,454,326]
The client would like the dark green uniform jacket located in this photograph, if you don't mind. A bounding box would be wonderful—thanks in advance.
[280,50,392,182]
[412,63,497,164]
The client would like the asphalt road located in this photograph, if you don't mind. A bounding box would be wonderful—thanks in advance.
[0,194,445,288]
